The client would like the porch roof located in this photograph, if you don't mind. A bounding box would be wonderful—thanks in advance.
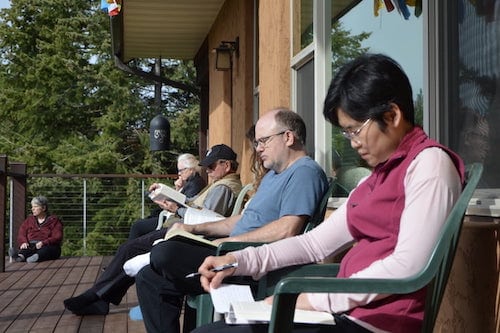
[111,0,225,63]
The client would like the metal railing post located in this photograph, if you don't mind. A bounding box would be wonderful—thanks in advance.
[83,178,87,256]
[8,179,13,263]
[141,180,145,219]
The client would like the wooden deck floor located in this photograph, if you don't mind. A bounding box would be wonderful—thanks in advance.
[0,256,147,333]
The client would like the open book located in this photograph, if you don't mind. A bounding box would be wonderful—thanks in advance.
[163,229,217,248]
[210,284,335,325]
[148,183,188,207]
[184,207,225,225]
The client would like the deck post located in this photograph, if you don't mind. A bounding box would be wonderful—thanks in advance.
[10,162,27,252]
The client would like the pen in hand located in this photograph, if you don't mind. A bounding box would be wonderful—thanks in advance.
[185,262,238,278]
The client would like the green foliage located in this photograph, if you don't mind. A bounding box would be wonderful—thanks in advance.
[330,21,371,169]
[0,0,200,255]
[331,21,371,73]
[170,105,200,154]
[414,89,423,126]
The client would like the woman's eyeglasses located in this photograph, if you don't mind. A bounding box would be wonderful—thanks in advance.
[341,119,372,141]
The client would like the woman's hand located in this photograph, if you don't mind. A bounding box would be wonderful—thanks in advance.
[174,178,185,190]
[198,254,238,292]
[35,241,43,249]
[20,242,29,249]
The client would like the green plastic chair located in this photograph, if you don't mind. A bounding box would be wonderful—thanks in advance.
[184,177,337,330]
[268,163,483,333]
[333,166,371,197]
[230,183,254,217]
[181,183,252,329]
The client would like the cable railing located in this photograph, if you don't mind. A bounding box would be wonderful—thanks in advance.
[5,173,177,257]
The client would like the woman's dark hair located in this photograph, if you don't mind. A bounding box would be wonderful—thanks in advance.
[323,53,415,131]
[246,124,267,191]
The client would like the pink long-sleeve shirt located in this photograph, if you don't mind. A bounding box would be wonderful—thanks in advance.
[232,146,463,332]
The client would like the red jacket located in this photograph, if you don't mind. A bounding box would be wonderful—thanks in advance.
[17,215,63,246]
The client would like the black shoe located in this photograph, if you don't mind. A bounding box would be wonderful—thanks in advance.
[64,290,100,314]
[15,254,25,262]
[69,300,110,316]
[8,247,17,258]
[9,247,22,261]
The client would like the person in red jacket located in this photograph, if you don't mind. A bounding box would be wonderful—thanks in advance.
[10,196,63,263]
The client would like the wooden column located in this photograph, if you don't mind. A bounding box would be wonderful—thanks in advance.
[10,162,27,250]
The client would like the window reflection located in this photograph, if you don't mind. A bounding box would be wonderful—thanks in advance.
[455,0,499,187]
[292,0,313,55]
[331,1,423,186]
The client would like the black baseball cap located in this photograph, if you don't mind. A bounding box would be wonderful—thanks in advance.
[199,144,237,167]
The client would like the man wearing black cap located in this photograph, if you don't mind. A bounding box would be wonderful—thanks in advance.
[158,144,242,220]
[64,144,242,316]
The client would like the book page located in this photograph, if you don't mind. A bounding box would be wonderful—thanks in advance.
[148,183,188,207]
[184,207,225,225]
[230,301,335,325]
[210,284,255,314]
[163,229,217,248]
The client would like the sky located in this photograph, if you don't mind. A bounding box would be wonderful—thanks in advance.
[0,0,9,9]
[340,1,424,96]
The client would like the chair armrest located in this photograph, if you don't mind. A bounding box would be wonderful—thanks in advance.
[279,263,340,278]
[216,241,268,255]
[269,275,425,333]
[274,275,421,295]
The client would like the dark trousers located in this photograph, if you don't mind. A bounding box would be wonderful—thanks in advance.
[135,240,216,333]
[90,228,167,305]
[192,315,373,333]
[18,244,61,262]
[128,217,159,240]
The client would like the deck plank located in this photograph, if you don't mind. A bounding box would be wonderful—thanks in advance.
[1,256,147,333]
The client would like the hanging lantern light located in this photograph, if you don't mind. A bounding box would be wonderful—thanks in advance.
[149,114,170,151]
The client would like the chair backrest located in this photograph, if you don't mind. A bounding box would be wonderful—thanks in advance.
[230,183,254,216]
[336,166,371,194]
[420,162,483,332]
[302,177,336,233]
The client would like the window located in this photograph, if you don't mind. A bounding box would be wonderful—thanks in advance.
[332,1,423,176]
[291,1,423,183]
[447,1,499,189]
[296,58,315,157]
[292,0,314,56]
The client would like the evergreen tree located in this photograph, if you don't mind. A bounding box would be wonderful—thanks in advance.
[0,0,200,255]
[330,21,371,173]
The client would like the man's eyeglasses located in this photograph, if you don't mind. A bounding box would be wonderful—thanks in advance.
[341,119,372,141]
[178,168,188,174]
[253,130,288,149]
